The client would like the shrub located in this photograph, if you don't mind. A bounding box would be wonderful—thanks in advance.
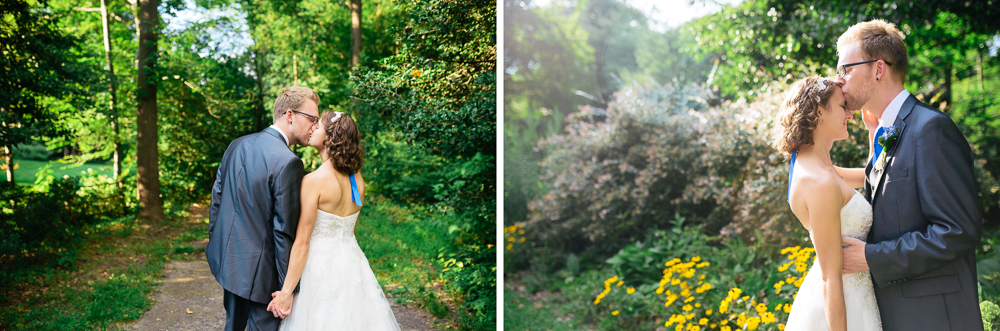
[13,142,53,161]
[523,82,869,266]
[590,222,815,330]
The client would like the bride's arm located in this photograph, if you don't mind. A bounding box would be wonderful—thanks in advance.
[805,177,847,331]
[269,175,321,317]
[834,166,865,189]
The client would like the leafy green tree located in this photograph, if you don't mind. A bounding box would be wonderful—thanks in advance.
[685,0,1000,221]
[0,0,91,183]
[353,0,496,328]
[503,0,714,231]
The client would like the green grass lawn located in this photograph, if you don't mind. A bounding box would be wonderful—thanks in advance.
[4,158,115,184]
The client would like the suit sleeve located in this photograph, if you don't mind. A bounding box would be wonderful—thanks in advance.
[866,115,982,287]
[273,157,304,289]
[209,141,234,237]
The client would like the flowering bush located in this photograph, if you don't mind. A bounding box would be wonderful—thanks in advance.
[593,245,815,330]
[523,82,869,262]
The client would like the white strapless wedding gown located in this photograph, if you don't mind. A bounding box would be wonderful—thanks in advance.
[278,210,401,331]
[784,192,882,330]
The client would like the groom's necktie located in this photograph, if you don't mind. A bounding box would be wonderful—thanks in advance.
[872,125,886,163]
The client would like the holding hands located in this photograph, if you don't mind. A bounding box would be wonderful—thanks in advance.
[267,291,293,319]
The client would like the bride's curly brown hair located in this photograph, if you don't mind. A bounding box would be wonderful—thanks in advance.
[320,111,364,174]
[772,76,837,155]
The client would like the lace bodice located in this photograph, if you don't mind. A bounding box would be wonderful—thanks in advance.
[312,209,360,240]
[839,192,873,241]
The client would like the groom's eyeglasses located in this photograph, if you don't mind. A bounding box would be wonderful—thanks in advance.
[290,110,318,124]
[837,59,893,78]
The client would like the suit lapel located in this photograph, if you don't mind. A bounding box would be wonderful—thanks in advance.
[871,95,916,207]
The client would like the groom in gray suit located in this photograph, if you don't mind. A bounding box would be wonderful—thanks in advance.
[836,20,984,330]
[207,86,320,331]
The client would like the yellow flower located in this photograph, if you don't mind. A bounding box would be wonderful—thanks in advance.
[778,323,786,330]
[747,316,761,330]
[706,309,713,315]
[518,229,525,234]
[627,287,636,294]
[657,287,665,294]
[761,312,776,324]
[412,70,423,77]
[742,296,750,302]
[593,298,601,305]
[612,310,619,316]
[699,318,709,325]
[695,303,701,308]
[720,326,731,331]
[710,324,717,329]
[683,304,693,311]
[506,243,513,251]
[692,256,702,262]
[685,296,694,303]
[783,303,792,313]
[617,281,624,287]
[755,303,767,314]
[519,237,525,243]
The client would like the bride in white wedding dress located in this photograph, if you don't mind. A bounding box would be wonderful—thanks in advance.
[772,76,881,331]
[268,111,400,330]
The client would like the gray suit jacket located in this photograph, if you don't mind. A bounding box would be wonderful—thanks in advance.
[864,95,983,330]
[207,127,303,304]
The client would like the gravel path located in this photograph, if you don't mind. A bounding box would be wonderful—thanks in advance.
[127,244,440,330]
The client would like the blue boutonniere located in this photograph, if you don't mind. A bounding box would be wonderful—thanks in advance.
[874,125,900,172]
[877,126,900,151]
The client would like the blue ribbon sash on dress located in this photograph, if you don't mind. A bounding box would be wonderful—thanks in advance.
[349,172,363,207]
[787,150,797,203]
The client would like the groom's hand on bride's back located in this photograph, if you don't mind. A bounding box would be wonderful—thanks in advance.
[841,236,870,274]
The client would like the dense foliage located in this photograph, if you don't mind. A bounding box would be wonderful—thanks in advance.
[506,218,1000,330]
[2,0,495,329]
[506,1,1000,328]
[354,0,497,328]
[525,83,873,257]
[505,0,1000,272]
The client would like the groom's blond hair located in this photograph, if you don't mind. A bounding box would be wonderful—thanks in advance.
[272,86,320,123]
[837,19,908,84]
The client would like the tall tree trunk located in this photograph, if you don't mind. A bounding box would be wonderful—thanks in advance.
[100,0,123,183]
[3,145,12,184]
[136,0,165,223]
[350,0,363,67]
[252,47,267,132]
